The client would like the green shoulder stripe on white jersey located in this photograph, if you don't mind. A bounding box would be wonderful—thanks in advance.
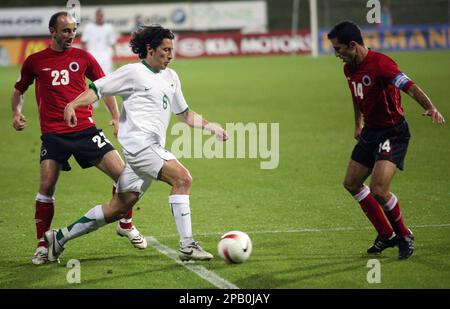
[89,83,100,100]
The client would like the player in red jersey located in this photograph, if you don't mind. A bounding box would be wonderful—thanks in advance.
[328,21,445,260]
[11,12,147,265]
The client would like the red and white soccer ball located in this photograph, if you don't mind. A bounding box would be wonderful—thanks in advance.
[217,231,252,264]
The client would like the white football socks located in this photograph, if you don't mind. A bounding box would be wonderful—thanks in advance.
[57,205,106,246]
[169,194,193,247]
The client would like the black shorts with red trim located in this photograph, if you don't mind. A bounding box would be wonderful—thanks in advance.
[351,118,410,170]
[40,126,115,171]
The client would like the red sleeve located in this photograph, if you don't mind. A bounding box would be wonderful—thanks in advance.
[85,51,105,82]
[378,55,414,92]
[14,56,35,94]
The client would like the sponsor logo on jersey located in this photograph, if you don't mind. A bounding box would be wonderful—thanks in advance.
[362,75,372,86]
[69,61,80,72]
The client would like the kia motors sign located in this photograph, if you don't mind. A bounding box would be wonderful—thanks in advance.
[175,31,312,58]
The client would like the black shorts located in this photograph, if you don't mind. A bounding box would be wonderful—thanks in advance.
[40,126,115,171]
[351,118,411,170]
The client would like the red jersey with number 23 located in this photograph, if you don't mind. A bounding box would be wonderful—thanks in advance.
[344,50,415,128]
[15,47,105,134]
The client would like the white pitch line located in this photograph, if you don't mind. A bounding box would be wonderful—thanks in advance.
[149,223,450,239]
[146,223,450,288]
[145,236,239,290]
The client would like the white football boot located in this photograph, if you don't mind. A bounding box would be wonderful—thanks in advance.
[179,241,213,261]
[44,229,64,262]
[31,246,48,265]
[116,224,147,249]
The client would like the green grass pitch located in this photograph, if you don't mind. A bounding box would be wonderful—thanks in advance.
[0,51,449,288]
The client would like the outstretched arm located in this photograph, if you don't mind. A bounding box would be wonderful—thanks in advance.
[407,84,445,124]
[64,88,98,128]
[103,96,120,137]
[177,110,228,141]
[11,89,27,131]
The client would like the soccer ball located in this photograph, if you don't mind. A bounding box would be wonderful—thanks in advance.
[217,231,252,264]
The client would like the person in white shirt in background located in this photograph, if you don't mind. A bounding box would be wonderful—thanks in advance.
[45,25,229,263]
[82,9,117,108]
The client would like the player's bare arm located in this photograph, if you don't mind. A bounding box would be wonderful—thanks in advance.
[407,84,445,124]
[352,99,363,139]
[64,88,98,127]
[176,110,229,141]
[11,89,27,131]
[103,96,120,137]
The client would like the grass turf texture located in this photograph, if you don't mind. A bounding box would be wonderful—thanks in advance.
[0,51,449,288]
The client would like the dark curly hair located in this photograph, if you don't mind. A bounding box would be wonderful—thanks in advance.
[130,25,175,59]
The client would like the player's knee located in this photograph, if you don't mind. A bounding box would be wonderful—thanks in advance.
[370,185,389,204]
[39,181,56,196]
[173,171,192,190]
[343,179,359,194]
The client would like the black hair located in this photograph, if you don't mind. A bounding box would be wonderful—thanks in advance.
[327,20,364,46]
[49,11,68,30]
[129,25,175,59]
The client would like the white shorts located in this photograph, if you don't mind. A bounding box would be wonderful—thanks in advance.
[116,144,176,196]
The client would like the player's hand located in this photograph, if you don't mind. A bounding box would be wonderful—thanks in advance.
[109,118,119,138]
[354,126,362,140]
[423,108,445,124]
[64,103,78,127]
[12,112,27,131]
[215,128,229,141]
[205,123,229,141]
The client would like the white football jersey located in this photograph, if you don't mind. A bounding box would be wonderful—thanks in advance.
[81,23,116,74]
[92,61,189,154]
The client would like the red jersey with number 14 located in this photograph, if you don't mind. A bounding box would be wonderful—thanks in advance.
[344,50,414,128]
[15,47,105,134]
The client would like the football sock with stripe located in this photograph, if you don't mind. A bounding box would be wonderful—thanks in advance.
[56,205,106,246]
[35,193,54,247]
[382,193,411,237]
[354,186,395,238]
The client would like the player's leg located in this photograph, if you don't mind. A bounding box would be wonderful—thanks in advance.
[371,159,411,237]
[78,127,145,249]
[159,159,213,261]
[45,192,140,262]
[32,159,60,265]
[371,119,414,259]
[95,150,146,249]
[343,159,395,237]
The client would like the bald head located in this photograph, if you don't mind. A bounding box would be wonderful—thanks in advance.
[49,12,77,32]
[49,12,77,51]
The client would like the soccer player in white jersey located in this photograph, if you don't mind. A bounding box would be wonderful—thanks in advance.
[44,25,229,262]
[81,9,116,75]
[82,9,117,109]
